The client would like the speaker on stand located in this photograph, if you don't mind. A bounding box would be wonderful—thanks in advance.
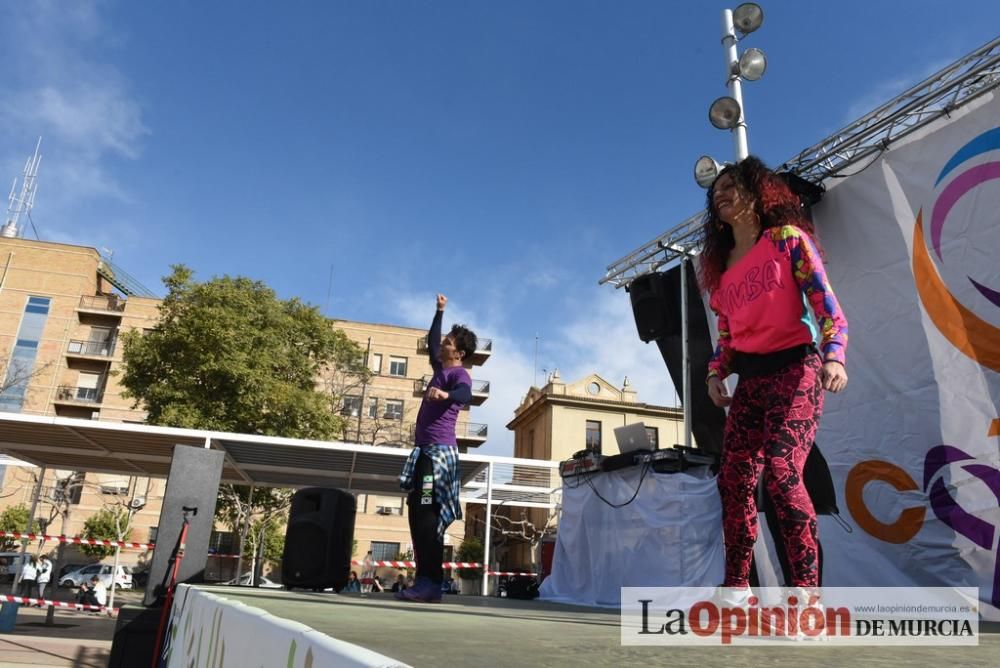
[109,444,225,668]
[282,488,356,591]
[628,263,727,456]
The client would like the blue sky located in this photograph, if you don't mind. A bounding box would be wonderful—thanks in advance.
[2,1,998,455]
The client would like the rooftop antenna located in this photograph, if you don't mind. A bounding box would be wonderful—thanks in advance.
[1,138,42,239]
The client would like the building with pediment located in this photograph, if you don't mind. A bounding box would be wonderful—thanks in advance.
[464,370,687,572]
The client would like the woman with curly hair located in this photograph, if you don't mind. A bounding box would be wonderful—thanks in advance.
[700,156,848,592]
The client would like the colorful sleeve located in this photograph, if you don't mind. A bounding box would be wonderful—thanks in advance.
[707,301,736,382]
[782,226,849,366]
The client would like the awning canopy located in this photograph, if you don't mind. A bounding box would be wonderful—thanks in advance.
[0,412,558,506]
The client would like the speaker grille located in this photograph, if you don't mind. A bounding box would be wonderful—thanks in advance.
[284,522,327,581]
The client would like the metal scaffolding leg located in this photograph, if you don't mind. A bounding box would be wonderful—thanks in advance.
[481,462,494,597]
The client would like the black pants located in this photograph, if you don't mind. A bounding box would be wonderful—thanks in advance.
[407,453,444,585]
[19,579,35,598]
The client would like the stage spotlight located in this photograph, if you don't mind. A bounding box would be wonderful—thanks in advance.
[694,156,722,188]
[709,97,742,130]
[733,3,764,35]
[738,48,767,80]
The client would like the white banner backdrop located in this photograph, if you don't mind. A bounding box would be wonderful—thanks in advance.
[808,90,1000,619]
[160,585,409,668]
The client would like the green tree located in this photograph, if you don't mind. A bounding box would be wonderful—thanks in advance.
[0,504,40,552]
[80,508,130,559]
[119,266,369,564]
[456,537,484,581]
[245,518,285,564]
[119,265,367,437]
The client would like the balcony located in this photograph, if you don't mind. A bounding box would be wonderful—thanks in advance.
[53,385,104,406]
[470,338,492,365]
[456,422,488,447]
[66,339,117,360]
[77,295,126,316]
[417,336,493,366]
[415,376,489,406]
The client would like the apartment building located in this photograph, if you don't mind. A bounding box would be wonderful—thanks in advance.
[0,235,167,563]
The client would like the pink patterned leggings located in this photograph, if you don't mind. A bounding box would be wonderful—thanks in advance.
[717,354,824,587]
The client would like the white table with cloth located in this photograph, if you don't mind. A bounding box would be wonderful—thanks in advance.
[539,464,724,608]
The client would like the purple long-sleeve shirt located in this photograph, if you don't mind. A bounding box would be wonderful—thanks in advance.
[414,310,472,446]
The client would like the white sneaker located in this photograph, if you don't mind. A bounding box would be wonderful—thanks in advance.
[788,587,827,641]
[714,585,753,608]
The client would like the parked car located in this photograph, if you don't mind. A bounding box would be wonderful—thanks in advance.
[223,573,281,589]
[0,552,28,582]
[59,563,133,589]
[58,563,90,580]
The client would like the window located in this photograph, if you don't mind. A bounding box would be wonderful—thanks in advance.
[367,397,379,419]
[388,356,407,377]
[370,353,382,374]
[645,427,659,450]
[384,399,403,420]
[99,482,130,495]
[55,473,84,505]
[208,531,236,555]
[374,495,403,515]
[341,395,362,417]
[371,541,400,562]
[76,372,102,401]
[0,296,52,413]
[585,420,602,453]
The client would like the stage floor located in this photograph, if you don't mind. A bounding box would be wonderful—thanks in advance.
[198,586,998,667]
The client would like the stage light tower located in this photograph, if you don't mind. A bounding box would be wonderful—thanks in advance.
[693,3,767,184]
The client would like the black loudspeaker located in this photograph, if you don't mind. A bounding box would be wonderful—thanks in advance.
[650,262,728,456]
[107,606,161,667]
[142,445,225,606]
[628,271,680,342]
[500,575,539,600]
[282,488,356,591]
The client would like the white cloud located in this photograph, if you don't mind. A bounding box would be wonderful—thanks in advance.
[556,287,679,409]
[0,1,148,231]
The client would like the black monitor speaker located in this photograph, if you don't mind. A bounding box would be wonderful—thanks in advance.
[630,262,727,456]
[628,271,680,342]
[282,487,356,591]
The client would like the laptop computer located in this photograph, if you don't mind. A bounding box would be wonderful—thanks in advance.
[613,422,656,453]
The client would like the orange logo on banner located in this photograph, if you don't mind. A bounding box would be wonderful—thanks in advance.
[912,213,1000,373]
[845,460,925,544]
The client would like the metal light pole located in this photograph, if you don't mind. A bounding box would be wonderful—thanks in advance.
[721,9,750,161]
[680,256,692,448]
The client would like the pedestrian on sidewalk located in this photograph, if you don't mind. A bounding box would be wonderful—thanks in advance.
[36,554,52,605]
[19,556,38,599]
